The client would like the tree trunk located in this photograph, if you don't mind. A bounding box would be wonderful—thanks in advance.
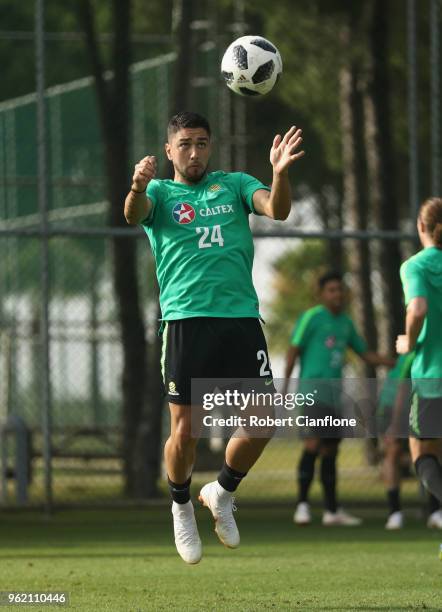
[339,24,377,377]
[173,0,195,114]
[317,187,344,272]
[364,0,404,354]
[78,0,152,497]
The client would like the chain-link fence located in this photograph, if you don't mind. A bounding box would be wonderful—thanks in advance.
[0,9,436,510]
[0,226,424,509]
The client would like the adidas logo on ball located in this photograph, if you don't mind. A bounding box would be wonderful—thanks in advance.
[221,35,282,97]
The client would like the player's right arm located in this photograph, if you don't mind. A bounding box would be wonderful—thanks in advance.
[385,353,414,438]
[284,344,301,380]
[283,311,312,394]
[396,297,427,354]
[396,258,428,354]
[124,155,157,225]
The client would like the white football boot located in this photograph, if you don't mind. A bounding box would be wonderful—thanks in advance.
[385,511,404,530]
[427,509,442,529]
[199,481,240,548]
[171,500,202,564]
[322,508,363,526]
[293,502,312,525]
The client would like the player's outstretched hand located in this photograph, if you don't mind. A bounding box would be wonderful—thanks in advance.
[270,126,305,175]
[132,155,157,192]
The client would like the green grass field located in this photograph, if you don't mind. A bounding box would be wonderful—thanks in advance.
[1,506,441,611]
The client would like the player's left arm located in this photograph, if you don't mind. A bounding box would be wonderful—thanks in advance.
[361,351,396,368]
[252,126,304,220]
[396,297,427,353]
[348,319,395,367]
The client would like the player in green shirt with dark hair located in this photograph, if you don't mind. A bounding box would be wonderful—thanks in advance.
[396,197,442,544]
[124,111,305,564]
[284,272,394,526]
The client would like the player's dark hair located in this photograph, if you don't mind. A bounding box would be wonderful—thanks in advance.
[318,271,343,290]
[419,197,442,247]
[167,111,211,140]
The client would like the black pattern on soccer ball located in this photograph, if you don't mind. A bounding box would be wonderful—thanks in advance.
[232,45,248,69]
[222,71,234,84]
[252,60,274,84]
[239,87,260,96]
[250,38,277,53]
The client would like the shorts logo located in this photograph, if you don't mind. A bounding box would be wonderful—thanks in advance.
[168,381,179,396]
[172,202,195,224]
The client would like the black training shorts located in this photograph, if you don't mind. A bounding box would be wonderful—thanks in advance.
[409,393,442,439]
[160,317,274,405]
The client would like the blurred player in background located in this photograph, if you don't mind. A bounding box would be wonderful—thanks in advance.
[124,111,304,564]
[378,352,441,529]
[284,272,394,526]
[396,198,442,545]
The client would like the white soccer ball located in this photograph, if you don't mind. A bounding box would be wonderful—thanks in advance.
[221,35,283,97]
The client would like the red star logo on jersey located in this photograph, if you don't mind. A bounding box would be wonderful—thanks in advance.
[325,335,336,348]
[172,202,195,224]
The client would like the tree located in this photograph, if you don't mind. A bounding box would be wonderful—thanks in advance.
[363,0,405,353]
[338,8,378,376]
[249,0,421,366]
[266,241,327,353]
[77,0,149,496]
[250,0,345,271]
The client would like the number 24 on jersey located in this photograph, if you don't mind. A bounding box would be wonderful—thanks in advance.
[196,225,224,249]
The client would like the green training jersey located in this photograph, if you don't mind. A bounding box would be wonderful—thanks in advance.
[378,351,414,410]
[400,246,442,397]
[290,305,367,378]
[141,171,270,321]
[290,305,367,404]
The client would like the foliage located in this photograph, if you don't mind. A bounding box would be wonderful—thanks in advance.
[0,0,173,102]
[265,241,327,353]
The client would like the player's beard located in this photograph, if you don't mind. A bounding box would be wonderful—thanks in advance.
[329,300,344,313]
[180,162,208,183]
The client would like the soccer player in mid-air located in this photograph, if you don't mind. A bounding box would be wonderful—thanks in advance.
[396,197,442,549]
[124,111,304,564]
[283,272,394,526]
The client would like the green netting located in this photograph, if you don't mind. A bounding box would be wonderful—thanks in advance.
[0,50,222,225]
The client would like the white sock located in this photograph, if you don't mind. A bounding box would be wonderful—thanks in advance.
[215,481,232,498]
[173,500,193,513]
